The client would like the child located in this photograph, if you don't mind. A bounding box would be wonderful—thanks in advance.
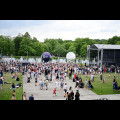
[102,78,105,83]
[53,88,56,97]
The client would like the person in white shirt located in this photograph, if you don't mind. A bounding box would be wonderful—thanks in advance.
[55,81,59,90]
[91,74,94,81]
[64,83,67,97]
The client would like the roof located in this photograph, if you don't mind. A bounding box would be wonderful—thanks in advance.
[22,60,30,63]
[93,44,120,50]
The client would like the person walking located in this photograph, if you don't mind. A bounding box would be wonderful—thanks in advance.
[53,88,57,97]
[70,90,74,100]
[75,90,80,100]
[64,83,67,97]
[35,74,37,86]
[45,79,48,90]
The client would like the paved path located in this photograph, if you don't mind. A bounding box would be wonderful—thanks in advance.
[23,73,120,100]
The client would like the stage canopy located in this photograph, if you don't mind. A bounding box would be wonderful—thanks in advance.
[22,60,30,66]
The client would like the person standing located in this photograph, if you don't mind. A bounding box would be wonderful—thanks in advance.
[0,78,3,90]
[11,90,16,100]
[35,74,37,86]
[85,80,88,89]
[29,94,34,100]
[55,80,59,90]
[75,90,80,100]
[39,79,43,90]
[53,88,57,97]
[64,83,67,97]
[22,92,28,100]
[100,73,103,81]
[45,79,48,90]
[70,90,74,100]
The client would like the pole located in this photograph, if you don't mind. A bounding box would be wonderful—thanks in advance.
[98,49,99,66]
[27,51,28,60]
[101,49,103,68]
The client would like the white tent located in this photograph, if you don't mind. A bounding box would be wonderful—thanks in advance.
[66,52,76,60]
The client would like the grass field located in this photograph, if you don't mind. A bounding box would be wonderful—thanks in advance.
[69,73,120,95]
[0,72,23,100]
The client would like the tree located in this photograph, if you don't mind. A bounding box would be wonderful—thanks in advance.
[32,42,44,56]
[44,39,59,54]
[0,35,14,56]
[18,37,36,56]
[68,45,76,54]
[32,37,39,43]
[107,36,120,44]
[13,36,22,56]
[80,44,87,59]
[23,32,32,39]
[53,44,67,57]
[56,38,63,44]
[63,42,72,51]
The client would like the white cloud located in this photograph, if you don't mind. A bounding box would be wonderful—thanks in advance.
[0,20,120,42]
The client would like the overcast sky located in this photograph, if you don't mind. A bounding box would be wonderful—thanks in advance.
[0,20,120,42]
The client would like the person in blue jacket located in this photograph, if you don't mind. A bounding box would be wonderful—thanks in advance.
[0,78,3,90]
[29,94,34,100]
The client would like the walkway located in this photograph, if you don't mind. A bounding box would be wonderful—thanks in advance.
[23,73,120,100]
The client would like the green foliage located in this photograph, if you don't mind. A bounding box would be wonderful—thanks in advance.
[80,44,87,58]
[1,32,120,59]
[107,36,120,44]
[53,44,67,57]
[0,72,23,100]
[13,36,23,56]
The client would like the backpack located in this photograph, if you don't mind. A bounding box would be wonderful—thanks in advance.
[91,85,93,89]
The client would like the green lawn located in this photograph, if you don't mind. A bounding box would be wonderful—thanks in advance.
[0,72,23,100]
[69,73,120,95]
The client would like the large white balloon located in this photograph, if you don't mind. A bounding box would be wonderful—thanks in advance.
[66,52,76,60]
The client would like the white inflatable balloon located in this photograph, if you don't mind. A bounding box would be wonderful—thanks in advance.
[66,52,76,60]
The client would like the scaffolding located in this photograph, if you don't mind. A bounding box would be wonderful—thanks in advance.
[87,44,120,67]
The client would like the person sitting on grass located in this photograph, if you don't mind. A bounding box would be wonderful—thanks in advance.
[11,74,15,79]
[16,76,20,81]
[16,83,22,88]
[88,79,93,90]
[11,83,16,89]
[102,78,105,83]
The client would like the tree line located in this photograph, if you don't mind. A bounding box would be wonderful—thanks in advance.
[0,32,120,59]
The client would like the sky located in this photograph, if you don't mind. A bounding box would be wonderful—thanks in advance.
[0,20,120,42]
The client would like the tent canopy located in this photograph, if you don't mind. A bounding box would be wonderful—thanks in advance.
[22,60,30,66]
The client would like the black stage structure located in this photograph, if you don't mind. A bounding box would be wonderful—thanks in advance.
[87,44,120,67]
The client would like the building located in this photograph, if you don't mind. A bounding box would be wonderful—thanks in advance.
[87,44,120,67]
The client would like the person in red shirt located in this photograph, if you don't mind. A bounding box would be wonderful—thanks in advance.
[74,74,77,80]
[104,68,106,73]
[53,88,56,97]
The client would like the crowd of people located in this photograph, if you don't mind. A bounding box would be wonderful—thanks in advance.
[0,59,120,100]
